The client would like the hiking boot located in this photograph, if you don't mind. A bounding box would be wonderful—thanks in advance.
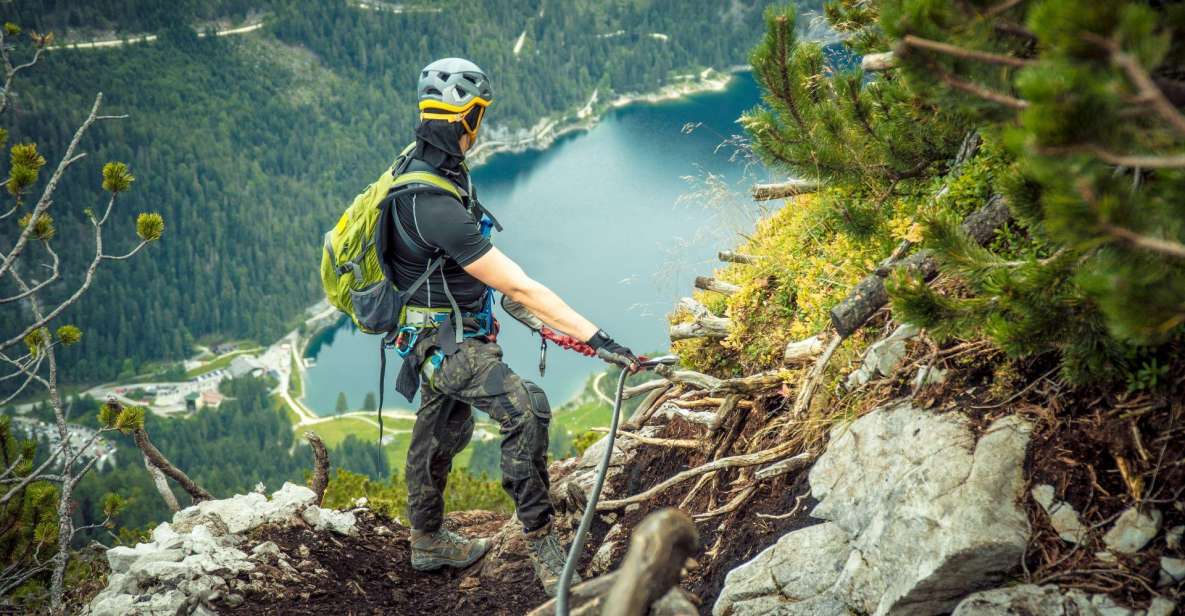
[524,521,580,597]
[410,527,491,571]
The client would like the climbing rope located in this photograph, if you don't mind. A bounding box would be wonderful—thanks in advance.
[556,353,676,616]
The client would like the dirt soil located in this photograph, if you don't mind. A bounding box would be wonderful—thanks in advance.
[218,510,548,616]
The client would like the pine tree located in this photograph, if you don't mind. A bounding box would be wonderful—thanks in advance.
[362,391,376,412]
[335,392,348,416]
[871,0,1185,383]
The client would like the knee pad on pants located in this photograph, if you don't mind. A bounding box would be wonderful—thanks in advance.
[522,380,551,423]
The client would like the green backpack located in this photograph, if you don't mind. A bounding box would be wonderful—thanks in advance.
[320,143,463,335]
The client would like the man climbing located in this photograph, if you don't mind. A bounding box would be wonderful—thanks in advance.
[383,57,638,596]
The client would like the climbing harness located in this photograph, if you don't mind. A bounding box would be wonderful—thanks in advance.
[555,353,677,616]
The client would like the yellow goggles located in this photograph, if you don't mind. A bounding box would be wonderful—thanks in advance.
[419,98,491,139]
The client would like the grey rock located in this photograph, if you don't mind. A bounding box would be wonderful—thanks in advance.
[845,324,919,390]
[86,593,136,616]
[264,482,316,522]
[911,365,948,389]
[810,405,1032,615]
[301,505,357,535]
[105,545,142,574]
[224,593,245,607]
[1146,596,1176,616]
[140,589,188,615]
[251,540,282,559]
[1159,556,1185,587]
[1103,507,1163,554]
[717,402,1033,616]
[1031,484,1089,544]
[1165,525,1183,551]
[713,522,854,616]
[952,584,1137,616]
[173,492,269,535]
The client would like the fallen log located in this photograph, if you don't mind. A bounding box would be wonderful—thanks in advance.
[829,195,1011,336]
[862,50,898,71]
[752,179,821,201]
[718,250,757,264]
[528,509,700,616]
[784,333,828,365]
[694,276,740,295]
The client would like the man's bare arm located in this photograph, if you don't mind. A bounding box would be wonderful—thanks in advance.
[463,247,599,341]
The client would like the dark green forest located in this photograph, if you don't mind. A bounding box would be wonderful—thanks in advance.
[20,377,392,538]
[0,0,796,390]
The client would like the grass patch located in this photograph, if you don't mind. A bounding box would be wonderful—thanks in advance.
[288,353,303,398]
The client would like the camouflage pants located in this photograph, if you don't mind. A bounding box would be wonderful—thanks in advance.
[405,333,554,533]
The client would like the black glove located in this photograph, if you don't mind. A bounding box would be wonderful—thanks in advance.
[586,329,639,369]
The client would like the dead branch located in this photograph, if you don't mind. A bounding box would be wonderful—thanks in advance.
[654,364,723,390]
[713,370,786,394]
[1086,34,1185,139]
[603,509,700,616]
[830,195,1011,336]
[751,179,820,201]
[623,385,681,431]
[753,452,815,480]
[305,432,330,505]
[142,453,179,512]
[1103,224,1185,259]
[934,65,1030,108]
[862,51,897,72]
[621,378,669,400]
[1038,143,1185,169]
[597,442,806,510]
[669,297,730,341]
[718,250,757,264]
[784,333,828,365]
[708,395,743,434]
[591,428,700,450]
[692,485,756,521]
[694,276,739,295]
[657,405,718,428]
[528,510,699,616]
[674,396,752,411]
[784,333,844,426]
[133,428,212,504]
[901,34,1033,68]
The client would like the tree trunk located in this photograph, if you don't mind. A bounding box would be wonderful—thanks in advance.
[143,452,180,512]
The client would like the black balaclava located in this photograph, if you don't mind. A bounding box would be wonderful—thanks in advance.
[414,118,467,175]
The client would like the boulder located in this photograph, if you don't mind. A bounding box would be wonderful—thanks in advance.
[951,584,1140,615]
[713,522,853,616]
[1159,556,1185,587]
[713,402,1032,616]
[1103,507,1163,554]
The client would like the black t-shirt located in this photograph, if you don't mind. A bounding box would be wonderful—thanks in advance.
[390,185,492,312]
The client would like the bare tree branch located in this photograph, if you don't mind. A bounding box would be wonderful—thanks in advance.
[902,34,1034,68]
[0,93,104,280]
[133,428,213,503]
[1085,33,1185,139]
[1103,224,1185,259]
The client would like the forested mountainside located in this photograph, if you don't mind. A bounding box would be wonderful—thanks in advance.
[0,0,816,387]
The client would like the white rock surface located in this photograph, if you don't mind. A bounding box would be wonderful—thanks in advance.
[951,584,1142,615]
[83,484,347,615]
[1031,484,1089,544]
[713,402,1032,616]
[301,505,358,535]
[1103,507,1163,554]
[1159,556,1185,587]
[714,522,854,616]
[845,324,919,390]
